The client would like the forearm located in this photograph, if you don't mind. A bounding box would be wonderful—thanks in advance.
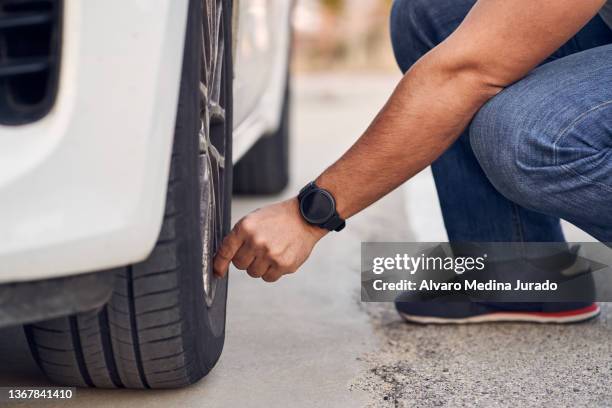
[315,56,500,219]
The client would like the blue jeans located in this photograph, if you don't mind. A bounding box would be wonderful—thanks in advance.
[390,0,612,243]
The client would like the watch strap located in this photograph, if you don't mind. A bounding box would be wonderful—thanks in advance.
[298,181,316,200]
[322,214,346,232]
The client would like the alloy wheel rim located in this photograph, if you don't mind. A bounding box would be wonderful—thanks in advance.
[200,0,226,308]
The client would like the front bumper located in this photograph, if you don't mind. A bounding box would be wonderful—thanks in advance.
[0,269,115,328]
[0,0,189,284]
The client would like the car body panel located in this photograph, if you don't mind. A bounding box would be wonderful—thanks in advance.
[0,0,188,282]
[232,0,292,161]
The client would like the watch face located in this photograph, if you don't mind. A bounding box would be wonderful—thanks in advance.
[300,189,335,224]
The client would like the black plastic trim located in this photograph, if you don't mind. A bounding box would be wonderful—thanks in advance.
[0,270,115,328]
[0,0,62,125]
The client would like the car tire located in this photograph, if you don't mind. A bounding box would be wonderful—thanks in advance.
[233,80,290,195]
[23,0,233,389]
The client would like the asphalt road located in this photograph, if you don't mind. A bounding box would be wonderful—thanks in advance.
[0,73,609,408]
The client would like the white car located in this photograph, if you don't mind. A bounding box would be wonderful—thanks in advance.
[0,0,293,388]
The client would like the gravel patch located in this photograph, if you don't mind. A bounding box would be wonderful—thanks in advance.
[352,300,612,408]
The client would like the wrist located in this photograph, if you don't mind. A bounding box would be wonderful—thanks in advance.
[282,197,329,242]
[314,175,348,219]
[287,198,329,241]
[306,221,329,241]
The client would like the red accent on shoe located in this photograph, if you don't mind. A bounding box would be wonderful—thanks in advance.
[500,303,599,318]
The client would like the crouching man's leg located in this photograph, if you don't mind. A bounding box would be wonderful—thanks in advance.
[396,45,611,324]
[470,45,612,243]
[391,2,611,324]
[390,0,564,242]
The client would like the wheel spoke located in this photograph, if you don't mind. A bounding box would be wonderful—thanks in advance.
[207,0,216,54]
[209,3,223,106]
[210,24,224,107]
[201,24,210,91]
[209,101,225,124]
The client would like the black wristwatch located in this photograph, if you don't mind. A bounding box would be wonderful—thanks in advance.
[297,181,346,232]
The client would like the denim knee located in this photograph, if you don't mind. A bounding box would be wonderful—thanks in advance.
[469,46,612,239]
[470,96,612,238]
[469,96,543,212]
[470,94,605,211]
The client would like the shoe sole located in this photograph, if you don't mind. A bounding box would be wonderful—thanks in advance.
[399,303,600,324]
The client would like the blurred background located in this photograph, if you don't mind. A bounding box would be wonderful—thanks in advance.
[293,0,396,72]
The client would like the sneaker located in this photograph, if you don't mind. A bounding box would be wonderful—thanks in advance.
[395,299,600,324]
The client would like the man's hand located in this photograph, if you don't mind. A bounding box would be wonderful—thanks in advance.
[213,199,328,282]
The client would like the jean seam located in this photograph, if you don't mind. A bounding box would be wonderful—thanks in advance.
[552,99,612,166]
[560,163,612,194]
[510,203,525,242]
[552,99,612,193]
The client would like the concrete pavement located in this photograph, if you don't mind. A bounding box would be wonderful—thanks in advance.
[0,73,609,408]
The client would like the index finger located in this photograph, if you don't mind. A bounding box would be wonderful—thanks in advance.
[213,228,244,278]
